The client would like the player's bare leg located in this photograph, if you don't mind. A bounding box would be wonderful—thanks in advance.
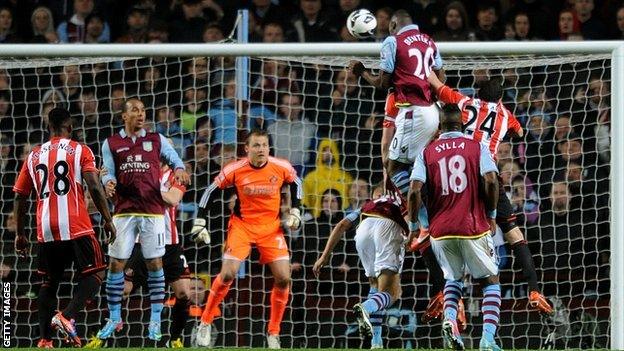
[169,278,191,348]
[265,259,291,349]
[504,227,553,315]
[196,258,239,347]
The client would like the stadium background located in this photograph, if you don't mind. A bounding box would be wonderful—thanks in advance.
[0,0,616,349]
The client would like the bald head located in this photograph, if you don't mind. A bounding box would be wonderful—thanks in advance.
[389,9,413,34]
[439,104,462,132]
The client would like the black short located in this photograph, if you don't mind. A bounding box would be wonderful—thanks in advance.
[496,175,518,233]
[125,244,191,287]
[37,235,107,280]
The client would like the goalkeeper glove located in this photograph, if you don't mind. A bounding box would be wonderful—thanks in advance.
[284,208,302,229]
[191,218,210,244]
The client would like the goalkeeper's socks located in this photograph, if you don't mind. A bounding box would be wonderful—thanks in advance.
[362,291,392,314]
[170,297,190,340]
[443,280,463,321]
[106,271,125,321]
[147,269,165,323]
[64,273,102,319]
[390,170,410,198]
[481,284,501,341]
[511,240,539,292]
[367,288,383,346]
[268,286,290,335]
[201,274,233,324]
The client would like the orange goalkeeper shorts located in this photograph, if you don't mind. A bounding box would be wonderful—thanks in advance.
[223,216,289,264]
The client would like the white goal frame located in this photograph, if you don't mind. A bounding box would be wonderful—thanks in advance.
[2,40,622,349]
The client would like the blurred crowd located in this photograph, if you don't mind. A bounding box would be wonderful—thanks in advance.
[0,0,621,45]
[0,0,615,347]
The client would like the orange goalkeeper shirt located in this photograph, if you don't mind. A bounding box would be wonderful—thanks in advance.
[212,156,298,225]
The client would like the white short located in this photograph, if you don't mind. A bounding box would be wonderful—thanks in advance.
[430,235,499,281]
[388,104,440,164]
[354,217,405,278]
[109,215,166,260]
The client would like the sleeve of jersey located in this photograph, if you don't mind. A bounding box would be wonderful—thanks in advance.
[159,133,185,170]
[13,160,33,196]
[100,139,117,185]
[80,144,98,173]
[508,114,523,135]
[479,143,499,175]
[437,86,466,105]
[379,36,397,74]
[283,162,303,208]
[410,151,427,183]
[345,208,362,226]
[432,43,444,70]
[168,172,187,193]
[198,167,232,211]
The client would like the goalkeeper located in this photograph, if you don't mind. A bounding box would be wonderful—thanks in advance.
[191,129,302,349]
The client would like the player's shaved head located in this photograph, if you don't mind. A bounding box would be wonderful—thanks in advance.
[389,9,413,34]
[122,97,143,113]
[439,104,462,132]
[48,107,72,134]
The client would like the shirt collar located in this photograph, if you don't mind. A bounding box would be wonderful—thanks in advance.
[119,128,146,138]
[397,24,420,35]
[439,131,464,139]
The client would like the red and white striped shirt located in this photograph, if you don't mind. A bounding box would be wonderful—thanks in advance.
[437,85,522,158]
[159,168,186,245]
[13,137,98,242]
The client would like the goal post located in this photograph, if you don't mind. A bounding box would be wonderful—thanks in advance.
[0,41,622,349]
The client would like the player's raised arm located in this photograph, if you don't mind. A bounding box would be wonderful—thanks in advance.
[312,210,359,277]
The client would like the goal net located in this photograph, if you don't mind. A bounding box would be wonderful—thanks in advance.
[0,50,612,349]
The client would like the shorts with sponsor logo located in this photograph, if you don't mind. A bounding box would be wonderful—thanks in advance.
[125,243,191,286]
[37,234,106,279]
[109,215,165,260]
[388,104,440,164]
[430,234,499,281]
[224,216,289,264]
[355,216,405,278]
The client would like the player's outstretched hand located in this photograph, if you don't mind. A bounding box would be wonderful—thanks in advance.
[103,220,116,244]
[174,168,191,186]
[348,60,365,76]
[14,234,28,258]
[284,208,301,230]
[191,218,210,244]
[312,255,329,278]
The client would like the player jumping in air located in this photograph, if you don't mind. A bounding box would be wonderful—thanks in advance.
[408,104,502,351]
[13,108,115,348]
[427,72,553,315]
[313,181,407,349]
[191,129,302,349]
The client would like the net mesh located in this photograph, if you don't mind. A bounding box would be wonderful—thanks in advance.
[0,51,611,349]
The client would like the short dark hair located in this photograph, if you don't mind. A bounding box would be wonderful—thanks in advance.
[48,107,71,130]
[246,129,269,144]
[477,78,503,102]
[441,104,462,119]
